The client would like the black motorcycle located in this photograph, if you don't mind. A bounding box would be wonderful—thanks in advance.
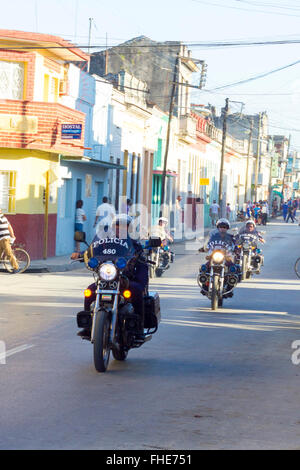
[198,245,239,310]
[74,232,161,373]
[234,233,264,280]
[148,239,174,278]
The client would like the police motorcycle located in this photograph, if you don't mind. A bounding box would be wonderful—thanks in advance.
[197,226,240,311]
[148,217,175,278]
[74,231,161,373]
[234,230,265,280]
[148,239,174,278]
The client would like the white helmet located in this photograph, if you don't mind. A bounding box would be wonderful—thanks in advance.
[216,218,230,229]
[158,217,168,225]
[246,219,256,228]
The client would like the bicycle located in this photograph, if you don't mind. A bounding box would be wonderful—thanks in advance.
[0,238,30,274]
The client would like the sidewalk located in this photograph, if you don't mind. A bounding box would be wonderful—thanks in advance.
[27,254,82,273]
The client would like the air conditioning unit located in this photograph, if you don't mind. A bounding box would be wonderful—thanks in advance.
[59,80,68,95]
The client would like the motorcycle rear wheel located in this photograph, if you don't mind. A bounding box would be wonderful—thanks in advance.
[93,310,112,373]
[211,275,219,310]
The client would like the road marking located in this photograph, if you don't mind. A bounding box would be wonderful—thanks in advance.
[0,344,35,363]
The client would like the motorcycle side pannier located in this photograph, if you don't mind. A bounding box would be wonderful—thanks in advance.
[144,291,161,329]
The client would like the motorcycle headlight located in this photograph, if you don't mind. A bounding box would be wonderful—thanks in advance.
[243,243,250,250]
[212,251,224,263]
[99,263,117,281]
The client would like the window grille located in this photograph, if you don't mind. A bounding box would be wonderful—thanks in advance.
[0,61,24,100]
[0,171,16,213]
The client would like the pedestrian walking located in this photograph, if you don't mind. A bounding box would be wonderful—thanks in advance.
[75,200,86,252]
[209,200,220,227]
[261,202,268,225]
[94,196,116,229]
[282,201,288,221]
[286,205,295,223]
[226,203,231,222]
[175,195,183,239]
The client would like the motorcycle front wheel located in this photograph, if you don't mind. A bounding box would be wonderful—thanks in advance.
[93,309,112,373]
[242,254,248,281]
[211,275,219,310]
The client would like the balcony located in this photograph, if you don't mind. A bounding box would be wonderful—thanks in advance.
[0,99,86,156]
[178,115,197,144]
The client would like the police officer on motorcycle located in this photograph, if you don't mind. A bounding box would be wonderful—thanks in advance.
[238,219,265,244]
[71,214,148,340]
[200,218,235,253]
[199,218,240,293]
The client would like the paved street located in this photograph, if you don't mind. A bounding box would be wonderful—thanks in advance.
[1,218,300,449]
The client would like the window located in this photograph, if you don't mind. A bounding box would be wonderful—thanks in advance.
[0,61,24,100]
[0,171,16,213]
[50,77,59,103]
[43,74,50,102]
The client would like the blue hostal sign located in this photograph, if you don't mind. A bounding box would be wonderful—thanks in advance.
[61,124,82,140]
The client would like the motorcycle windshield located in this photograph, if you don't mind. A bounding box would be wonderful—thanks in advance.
[90,237,137,264]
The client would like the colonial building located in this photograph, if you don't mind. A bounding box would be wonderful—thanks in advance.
[0,30,88,259]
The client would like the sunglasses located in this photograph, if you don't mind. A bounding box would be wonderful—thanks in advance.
[218,224,229,228]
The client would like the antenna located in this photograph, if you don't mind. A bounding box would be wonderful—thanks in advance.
[74,0,79,43]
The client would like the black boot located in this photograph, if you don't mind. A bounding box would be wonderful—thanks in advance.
[77,328,91,339]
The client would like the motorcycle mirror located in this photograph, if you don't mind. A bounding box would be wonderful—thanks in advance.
[148,236,162,248]
[74,231,87,243]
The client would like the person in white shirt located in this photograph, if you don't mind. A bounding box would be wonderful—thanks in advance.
[209,200,220,227]
[94,197,116,229]
[151,217,173,245]
[75,200,87,252]
[0,208,19,271]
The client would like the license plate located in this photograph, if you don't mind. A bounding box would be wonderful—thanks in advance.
[101,294,112,301]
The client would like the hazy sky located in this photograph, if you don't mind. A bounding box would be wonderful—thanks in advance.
[2,0,300,149]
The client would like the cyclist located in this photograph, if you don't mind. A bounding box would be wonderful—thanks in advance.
[0,209,19,272]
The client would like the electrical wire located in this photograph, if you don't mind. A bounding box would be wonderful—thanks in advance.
[191,0,300,17]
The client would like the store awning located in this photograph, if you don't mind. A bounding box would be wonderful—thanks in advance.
[61,157,126,170]
[153,170,178,177]
[272,190,283,198]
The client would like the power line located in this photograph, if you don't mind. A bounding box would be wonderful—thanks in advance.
[206,58,300,92]
[191,0,300,17]
[4,38,300,51]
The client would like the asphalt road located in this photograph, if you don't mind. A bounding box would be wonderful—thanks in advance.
[1,217,300,450]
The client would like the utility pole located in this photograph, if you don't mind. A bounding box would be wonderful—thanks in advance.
[160,52,180,217]
[268,136,274,208]
[244,117,253,204]
[87,18,93,72]
[218,97,229,216]
[254,112,262,201]
[105,33,108,75]
[281,134,291,200]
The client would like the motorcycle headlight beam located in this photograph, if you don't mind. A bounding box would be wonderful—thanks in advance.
[212,251,225,263]
[99,263,117,281]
